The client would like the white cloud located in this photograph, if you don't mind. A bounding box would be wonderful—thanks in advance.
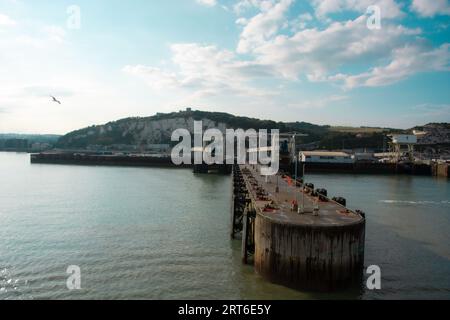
[236,17,248,25]
[289,13,313,32]
[0,13,16,26]
[411,0,450,17]
[237,0,293,53]
[248,15,421,81]
[233,0,277,14]
[122,65,179,89]
[123,43,274,97]
[121,0,450,120]
[196,0,217,7]
[0,24,68,51]
[330,43,450,88]
[311,0,404,19]
[42,25,67,43]
[124,4,438,98]
[233,2,428,85]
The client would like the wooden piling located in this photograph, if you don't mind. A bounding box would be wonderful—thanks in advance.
[231,194,236,239]
[241,208,249,264]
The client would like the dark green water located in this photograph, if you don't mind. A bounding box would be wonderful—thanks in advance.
[0,152,449,299]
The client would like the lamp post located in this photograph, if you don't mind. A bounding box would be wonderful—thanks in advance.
[294,155,299,205]
[299,162,305,214]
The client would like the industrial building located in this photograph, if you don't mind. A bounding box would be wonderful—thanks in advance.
[388,134,417,163]
[300,151,355,164]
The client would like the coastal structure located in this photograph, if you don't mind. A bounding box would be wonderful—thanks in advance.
[432,162,450,178]
[389,134,417,163]
[31,151,434,175]
[30,152,180,168]
[231,165,366,291]
[300,151,354,164]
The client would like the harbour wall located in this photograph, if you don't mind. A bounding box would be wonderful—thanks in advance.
[233,165,366,292]
[301,162,432,176]
[31,152,188,168]
[254,217,365,291]
[431,163,450,178]
[30,152,445,178]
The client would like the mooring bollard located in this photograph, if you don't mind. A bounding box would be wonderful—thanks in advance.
[333,197,347,207]
[313,199,320,216]
[291,200,298,212]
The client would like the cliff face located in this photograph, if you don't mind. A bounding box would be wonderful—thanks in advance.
[56,109,449,151]
[56,110,330,150]
[57,116,228,149]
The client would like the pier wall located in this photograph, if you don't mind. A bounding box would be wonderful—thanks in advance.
[432,163,449,178]
[302,162,432,175]
[233,165,366,292]
[31,152,435,177]
[31,153,188,168]
[254,217,365,291]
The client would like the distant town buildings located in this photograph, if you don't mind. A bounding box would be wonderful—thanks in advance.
[0,138,29,151]
[0,135,57,152]
[413,124,450,145]
[31,142,52,152]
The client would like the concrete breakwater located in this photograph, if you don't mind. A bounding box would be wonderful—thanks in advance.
[31,152,185,168]
[30,152,440,176]
[431,162,450,178]
[232,165,366,291]
[301,162,432,175]
[30,152,234,173]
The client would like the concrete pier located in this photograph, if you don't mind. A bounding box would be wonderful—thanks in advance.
[193,163,232,174]
[432,162,450,178]
[232,165,365,291]
[31,152,233,174]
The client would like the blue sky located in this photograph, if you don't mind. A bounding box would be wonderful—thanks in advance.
[0,0,449,134]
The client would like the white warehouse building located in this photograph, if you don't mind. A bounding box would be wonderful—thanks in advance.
[300,151,355,164]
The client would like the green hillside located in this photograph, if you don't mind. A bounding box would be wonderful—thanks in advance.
[55,109,445,151]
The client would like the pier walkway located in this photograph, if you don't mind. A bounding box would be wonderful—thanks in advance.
[232,164,366,291]
[240,164,363,227]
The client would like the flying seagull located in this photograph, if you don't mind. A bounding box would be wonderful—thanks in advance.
[50,96,61,105]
